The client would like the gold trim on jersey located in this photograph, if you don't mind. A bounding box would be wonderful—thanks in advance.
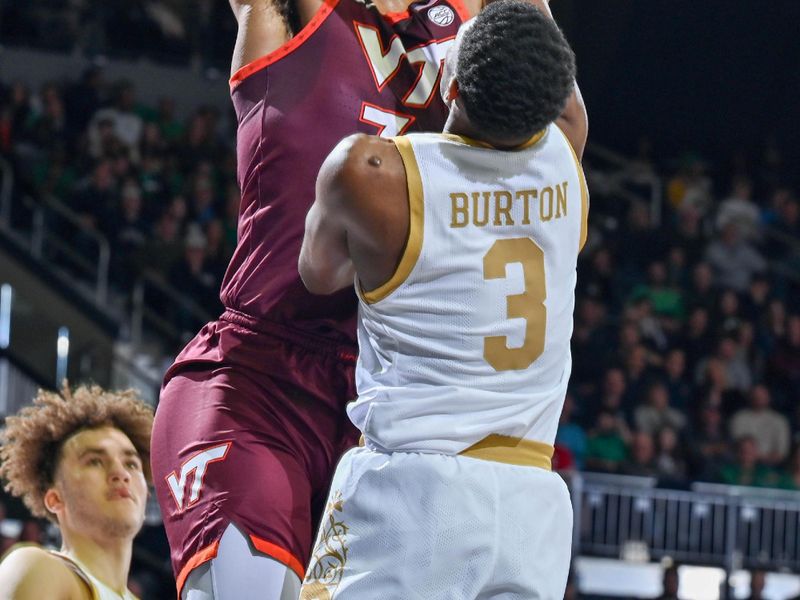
[439,128,546,151]
[459,434,554,470]
[361,136,424,304]
[555,125,589,251]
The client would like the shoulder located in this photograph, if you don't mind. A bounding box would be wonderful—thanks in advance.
[318,134,406,205]
[0,545,88,600]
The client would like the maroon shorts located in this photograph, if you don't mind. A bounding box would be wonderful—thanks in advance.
[150,310,358,596]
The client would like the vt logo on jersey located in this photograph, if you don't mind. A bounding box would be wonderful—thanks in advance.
[165,442,231,512]
[354,23,454,136]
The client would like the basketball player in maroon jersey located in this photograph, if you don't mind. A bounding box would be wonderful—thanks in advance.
[150,0,580,598]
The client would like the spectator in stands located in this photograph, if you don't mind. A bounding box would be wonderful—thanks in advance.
[627,296,669,351]
[617,200,666,273]
[697,335,752,394]
[556,393,587,470]
[682,306,715,368]
[767,314,800,402]
[593,367,633,443]
[662,348,691,411]
[630,261,684,320]
[779,445,800,490]
[30,83,68,155]
[730,385,791,466]
[715,289,743,336]
[579,247,620,309]
[715,176,761,240]
[742,274,771,324]
[674,204,708,265]
[686,262,716,311]
[90,81,144,162]
[63,66,106,146]
[667,153,712,217]
[705,222,766,292]
[571,296,612,394]
[620,431,659,478]
[718,436,778,488]
[624,344,659,412]
[656,563,680,600]
[689,401,730,481]
[634,382,686,436]
[745,569,766,600]
[654,426,687,484]
[585,410,628,473]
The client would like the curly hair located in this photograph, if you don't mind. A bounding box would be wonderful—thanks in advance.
[0,385,154,520]
[457,0,576,142]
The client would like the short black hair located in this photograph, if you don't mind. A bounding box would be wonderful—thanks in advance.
[457,0,576,142]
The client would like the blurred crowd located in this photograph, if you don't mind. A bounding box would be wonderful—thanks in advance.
[557,148,800,491]
[0,70,239,338]
[0,0,235,69]
[2,68,800,492]
[1,41,800,600]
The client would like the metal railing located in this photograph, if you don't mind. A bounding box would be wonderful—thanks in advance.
[571,472,800,574]
[130,269,214,349]
[585,144,664,226]
[0,187,110,305]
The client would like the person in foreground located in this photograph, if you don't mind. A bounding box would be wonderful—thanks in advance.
[0,385,154,600]
[298,0,587,597]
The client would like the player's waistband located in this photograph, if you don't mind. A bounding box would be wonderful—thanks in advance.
[359,434,554,470]
[459,435,554,470]
[220,308,358,360]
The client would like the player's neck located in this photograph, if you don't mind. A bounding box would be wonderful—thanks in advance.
[60,529,132,595]
[372,0,415,15]
[443,104,529,150]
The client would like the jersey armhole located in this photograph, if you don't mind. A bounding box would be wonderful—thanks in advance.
[48,551,99,600]
[360,136,424,304]
[554,124,589,252]
[230,0,341,89]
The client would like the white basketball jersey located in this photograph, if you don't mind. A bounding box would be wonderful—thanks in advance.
[52,550,139,600]
[350,125,588,455]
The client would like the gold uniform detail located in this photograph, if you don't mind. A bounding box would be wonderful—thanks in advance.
[449,182,568,229]
[300,492,349,600]
[483,237,547,371]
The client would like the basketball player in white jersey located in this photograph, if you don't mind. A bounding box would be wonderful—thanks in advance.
[298,0,587,597]
[0,385,153,600]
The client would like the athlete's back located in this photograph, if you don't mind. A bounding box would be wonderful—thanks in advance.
[351,126,588,454]
[299,4,587,596]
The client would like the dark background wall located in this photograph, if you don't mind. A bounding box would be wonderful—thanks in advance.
[556,1,800,178]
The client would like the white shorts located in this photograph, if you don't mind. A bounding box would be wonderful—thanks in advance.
[300,446,573,600]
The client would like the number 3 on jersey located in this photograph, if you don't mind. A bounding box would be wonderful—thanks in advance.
[483,238,547,371]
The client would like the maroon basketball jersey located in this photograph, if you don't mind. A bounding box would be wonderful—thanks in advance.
[222,0,468,344]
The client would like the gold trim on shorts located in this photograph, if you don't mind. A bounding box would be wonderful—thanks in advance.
[459,434,554,470]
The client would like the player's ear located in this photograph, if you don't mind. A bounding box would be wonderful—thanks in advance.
[445,78,460,103]
[44,488,64,516]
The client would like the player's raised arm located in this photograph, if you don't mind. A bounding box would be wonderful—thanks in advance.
[228,0,321,77]
[522,0,587,158]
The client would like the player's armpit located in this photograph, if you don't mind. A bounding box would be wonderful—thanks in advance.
[0,546,87,600]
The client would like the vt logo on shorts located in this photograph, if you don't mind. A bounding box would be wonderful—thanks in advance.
[165,442,232,512]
